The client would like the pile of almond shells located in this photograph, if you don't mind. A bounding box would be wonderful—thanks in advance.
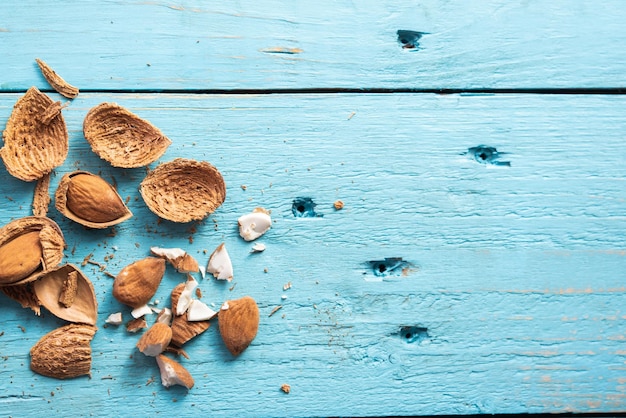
[0,60,270,388]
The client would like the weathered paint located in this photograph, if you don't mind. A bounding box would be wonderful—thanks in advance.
[0,93,624,416]
[1,1,626,90]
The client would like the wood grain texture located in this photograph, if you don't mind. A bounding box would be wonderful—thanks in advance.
[1,0,626,91]
[0,93,624,416]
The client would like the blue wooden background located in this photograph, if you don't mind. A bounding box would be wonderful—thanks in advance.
[1,1,626,416]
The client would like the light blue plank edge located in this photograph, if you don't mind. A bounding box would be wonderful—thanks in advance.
[2,0,626,90]
[0,93,625,416]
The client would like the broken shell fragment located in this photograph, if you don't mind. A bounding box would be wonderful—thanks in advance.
[187,299,217,322]
[139,158,226,223]
[250,243,266,253]
[1,283,41,315]
[83,102,171,168]
[207,243,233,281]
[33,264,98,326]
[55,171,132,228]
[156,354,194,389]
[238,208,271,241]
[35,58,79,99]
[0,216,65,286]
[0,87,68,181]
[174,276,197,316]
[30,324,96,379]
[156,307,173,326]
[113,257,166,308]
[131,304,153,319]
[218,296,260,356]
[137,322,172,357]
[126,317,148,333]
[105,312,123,325]
[150,247,199,273]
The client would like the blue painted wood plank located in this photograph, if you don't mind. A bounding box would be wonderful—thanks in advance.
[0,93,624,416]
[1,1,626,91]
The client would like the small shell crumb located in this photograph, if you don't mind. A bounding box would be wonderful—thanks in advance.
[281,383,291,394]
[105,312,123,325]
[333,200,344,210]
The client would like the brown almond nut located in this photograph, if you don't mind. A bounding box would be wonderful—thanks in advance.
[218,296,260,356]
[156,354,194,389]
[140,158,226,223]
[113,257,166,308]
[0,216,65,286]
[55,171,132,228]
[137,322,172,356]
[35,58,79,99]
[0,231,42,284]
[33,264,98,326]
[83,102,171,168]
[30,324,96,379]
[0,87,68,182]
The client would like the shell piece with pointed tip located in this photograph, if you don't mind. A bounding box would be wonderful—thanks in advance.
[55,171,132,228]
[0,216,65,286]
[30,324,96,379]
[156,354,194,389]
[33,264,98,326]
[207,243,233,281]
[0,87,68,181]
[140,158,226,223]
[83,102,171,168]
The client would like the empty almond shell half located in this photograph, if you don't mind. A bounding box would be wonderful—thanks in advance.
[83,102,171,168]
[0,87,68,181]
[140,158,226,223]
[33,264,98,326]
[0,216,65,286]
[55,171,132,228]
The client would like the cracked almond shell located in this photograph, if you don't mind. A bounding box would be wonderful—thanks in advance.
[0,87,68,181]
[55,171,132,228]
[30,324,96,379]
[140,158,226,223]
[33,264,98,326]
[83,102,171,168]
[0,216,65,286]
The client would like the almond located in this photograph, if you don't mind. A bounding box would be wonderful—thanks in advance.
[0,231,43,284]
[113,257,165,308]
[30,324,96,379]
[0,216,65,286]
[55,171,132,228]
[156,354,194,389]
[137,322,172,357]
[218,296,259,356]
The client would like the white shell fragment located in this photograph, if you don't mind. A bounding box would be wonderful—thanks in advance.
[150,246,199,273]
[105,312,123,325]
[156,307,173,326]
[199,265,206,279]
[250,243,266,253]
[238,208,271,241]
[221,301,230,311]
[187,299,217,322]
[131,304,153,319]
[207,243,233,281]
[176,277,198,316]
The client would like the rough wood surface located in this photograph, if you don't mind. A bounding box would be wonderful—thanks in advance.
[0,93,624,416]
[1,1,626,90]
